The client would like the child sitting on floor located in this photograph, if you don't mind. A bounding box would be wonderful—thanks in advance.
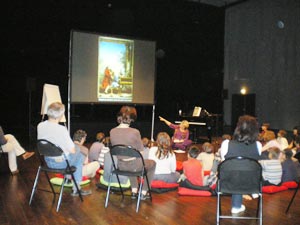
[259,147,283,186]
[197,142,215,172]
[179,145,210,190]
[281,148,299,183]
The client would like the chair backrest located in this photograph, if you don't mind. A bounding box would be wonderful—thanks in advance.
[217,156,262,194]
[37,139,64,157]
[109,145,145,172]
[110,144,142,158]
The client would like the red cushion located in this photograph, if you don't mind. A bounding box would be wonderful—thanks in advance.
[282,181,298,189]
[262,185,288,193]
[176,161,183,171]
[151,180,179,188]
[204,170,210,176]
[178,187,212,196]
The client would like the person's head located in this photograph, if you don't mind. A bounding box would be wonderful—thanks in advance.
[156,132,173,158]
[263,131,276,142]
[180,120,189,130]
[221,134,231,141]
[283,148,293,160]
[202,142,214,154]
[117,106,137,125]
[47,102,65,120]
[295,136,300,147]
[188,145,200,159]
[96,132,105,142]
[268,147,281,160]
[232,115,259,144]
[261,123,270,131]
[277,130,287,138]
[293,126,299,136]
[73,129,87,144]
[142,137,150,148]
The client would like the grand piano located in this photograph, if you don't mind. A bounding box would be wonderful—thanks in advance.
[175,108,221,143]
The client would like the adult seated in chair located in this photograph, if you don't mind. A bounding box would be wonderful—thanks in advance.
[148,132,180,184]
[109,105,156,200]
[37,102,91,196]
[220,115,262,214]
[0,126,35,175]
[159,116,192,150]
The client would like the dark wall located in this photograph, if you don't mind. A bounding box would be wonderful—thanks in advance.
[2,1,224,147]
[223,0,300,130]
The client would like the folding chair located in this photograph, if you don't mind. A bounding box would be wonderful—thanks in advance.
[285,182,300,213]
[104,144,152,212]
[216,156,263,225]
[29,139,83,212]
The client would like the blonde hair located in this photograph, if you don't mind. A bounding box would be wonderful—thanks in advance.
[181,120,189,129]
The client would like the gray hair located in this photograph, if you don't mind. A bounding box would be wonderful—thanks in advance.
[47,102,65,119]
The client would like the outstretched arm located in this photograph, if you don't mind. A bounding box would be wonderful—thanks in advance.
[159,116,171,126]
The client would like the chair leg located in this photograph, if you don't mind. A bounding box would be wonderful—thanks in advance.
[45,171,56,195]
[144,175,152,201]
[105,173,113,208]
[136,176,144,213]
[29,167,41,205]
[286,182,300,213]
[71,173,83,202]
[259,194,263,225]
[115,174,124,200]
[56,177,66,212]
[216,192,220,225]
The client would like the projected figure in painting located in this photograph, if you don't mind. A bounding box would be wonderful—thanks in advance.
[98,37,134,102]
[101,66,113,94]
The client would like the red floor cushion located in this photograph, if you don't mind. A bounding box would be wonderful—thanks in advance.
[203,170,210,176]
[151,180,179,193]
[178,187,212,196]
[282,181,298,189]
[262,185,288,193]
[151,180,179,189]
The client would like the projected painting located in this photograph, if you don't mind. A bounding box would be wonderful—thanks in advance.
[98,37,134,102]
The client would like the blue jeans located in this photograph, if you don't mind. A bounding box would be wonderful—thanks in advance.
[45,150,85,191]
[232,194,243,208]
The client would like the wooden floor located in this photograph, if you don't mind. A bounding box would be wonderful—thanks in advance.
[1,151,300,225]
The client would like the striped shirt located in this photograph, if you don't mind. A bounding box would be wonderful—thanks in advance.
[259,159,282,185]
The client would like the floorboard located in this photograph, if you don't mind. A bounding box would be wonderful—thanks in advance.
[0,149,300,225]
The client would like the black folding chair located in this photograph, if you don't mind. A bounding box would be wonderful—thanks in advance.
[29,139,83,212]
[286,154,300,213]
[104,144,152,213]
[216,156,263,225]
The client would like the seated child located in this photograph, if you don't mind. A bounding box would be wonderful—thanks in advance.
[179,145,208,190]
[148,132,180,183]
[73,129,100,178]
[142,137,150,159]
[89,132,106,162]
[259,147,283,186]
[281,148,299,183]
[197,142,215,172]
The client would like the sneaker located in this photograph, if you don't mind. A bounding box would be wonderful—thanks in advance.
[71,189,92,197]
[231,204,246,214]
[131,192,137,199]
[140,192,150,201]
[22,151,35,160]
[252,193,259,199]
[11,169,19,175]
